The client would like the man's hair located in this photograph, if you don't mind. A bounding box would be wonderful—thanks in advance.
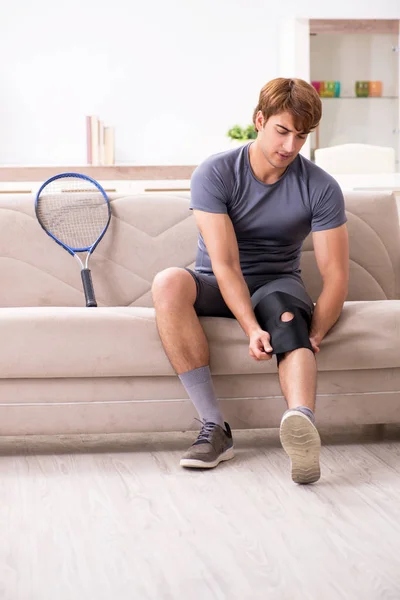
[252,78,322,134]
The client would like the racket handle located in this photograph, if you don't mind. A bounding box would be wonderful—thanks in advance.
[81,269,97,307]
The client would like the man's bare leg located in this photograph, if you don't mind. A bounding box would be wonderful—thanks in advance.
[275,313,321,484]
[152,267,208,373]
[278,348,317,411]
[152,268,233,468]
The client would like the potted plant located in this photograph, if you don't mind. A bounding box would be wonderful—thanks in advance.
[227,124,257,147]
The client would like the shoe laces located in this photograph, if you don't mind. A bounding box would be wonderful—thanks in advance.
[195,420,219,443]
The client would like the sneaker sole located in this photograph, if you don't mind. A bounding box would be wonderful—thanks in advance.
[180,446,234,469]
[279,412,321,484]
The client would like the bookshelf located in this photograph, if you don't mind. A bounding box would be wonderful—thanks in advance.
[309,19,400,167]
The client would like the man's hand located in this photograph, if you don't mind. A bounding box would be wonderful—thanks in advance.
[249,329,273,361]
[309,334,321,354]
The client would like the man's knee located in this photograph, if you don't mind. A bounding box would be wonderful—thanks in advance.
[152,268,196,308]
[277,347,314,366]
[280,311,294,323]
[253,291,313,357]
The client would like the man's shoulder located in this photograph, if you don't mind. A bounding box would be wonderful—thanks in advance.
[192,143,249,181]
[294,154,341,193]
[293,156,347,231]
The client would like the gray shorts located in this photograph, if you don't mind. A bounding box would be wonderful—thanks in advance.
[185,269,314,318]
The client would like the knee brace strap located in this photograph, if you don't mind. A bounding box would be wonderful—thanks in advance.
[253,291,313,360]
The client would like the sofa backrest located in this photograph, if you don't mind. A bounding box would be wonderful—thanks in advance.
[301,191,400,302]
[0,190,398,307]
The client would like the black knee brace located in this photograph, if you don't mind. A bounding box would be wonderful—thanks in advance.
[253,291,314,364]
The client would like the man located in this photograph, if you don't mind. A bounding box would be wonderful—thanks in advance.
[152,77,349,484]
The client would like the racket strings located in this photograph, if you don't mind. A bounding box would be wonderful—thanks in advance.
[36,177,109,249]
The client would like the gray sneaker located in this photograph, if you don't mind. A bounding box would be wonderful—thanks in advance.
[279,409,321,484]
[180,421,234,469]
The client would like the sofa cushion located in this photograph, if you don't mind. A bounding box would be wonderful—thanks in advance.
[0,301,399,379]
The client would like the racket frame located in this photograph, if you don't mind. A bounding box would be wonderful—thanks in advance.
[35,172,112,307]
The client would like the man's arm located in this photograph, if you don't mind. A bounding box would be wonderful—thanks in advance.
[193,210,272,360]
[310,224,349,352]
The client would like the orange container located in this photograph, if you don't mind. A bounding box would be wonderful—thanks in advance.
[369,81,382,97]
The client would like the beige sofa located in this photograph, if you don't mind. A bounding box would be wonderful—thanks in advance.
[0,190,399,435]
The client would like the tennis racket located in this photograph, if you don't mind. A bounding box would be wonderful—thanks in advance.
[35,172,111,307]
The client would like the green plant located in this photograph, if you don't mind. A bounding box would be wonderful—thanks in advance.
[227,124,257,141]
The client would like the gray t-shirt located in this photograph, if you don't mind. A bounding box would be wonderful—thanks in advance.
[190,142,347,276]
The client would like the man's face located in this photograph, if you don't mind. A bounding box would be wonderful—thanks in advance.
[255,111,309,169]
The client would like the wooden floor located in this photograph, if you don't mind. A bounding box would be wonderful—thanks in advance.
[1,425,400,600]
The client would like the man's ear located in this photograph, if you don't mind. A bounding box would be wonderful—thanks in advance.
[255,110,264,132]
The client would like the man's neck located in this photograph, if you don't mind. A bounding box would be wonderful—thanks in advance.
[248,141,288,185]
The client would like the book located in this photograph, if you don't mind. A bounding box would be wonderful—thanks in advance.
[86,116,92,164]
[90,115,99,166]
[104,126,115,166]
[98,120,105,166]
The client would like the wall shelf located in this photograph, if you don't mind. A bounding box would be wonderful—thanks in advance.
[320,96,398,99]
[0,165,197,183]
[310,19,399,35]
[310,21,400,163]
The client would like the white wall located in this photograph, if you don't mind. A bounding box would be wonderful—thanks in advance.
[1,0,399,166]
[279,18,311,158]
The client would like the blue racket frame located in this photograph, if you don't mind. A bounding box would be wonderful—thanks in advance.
[35,172,112,307]
[35,172,111,256]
